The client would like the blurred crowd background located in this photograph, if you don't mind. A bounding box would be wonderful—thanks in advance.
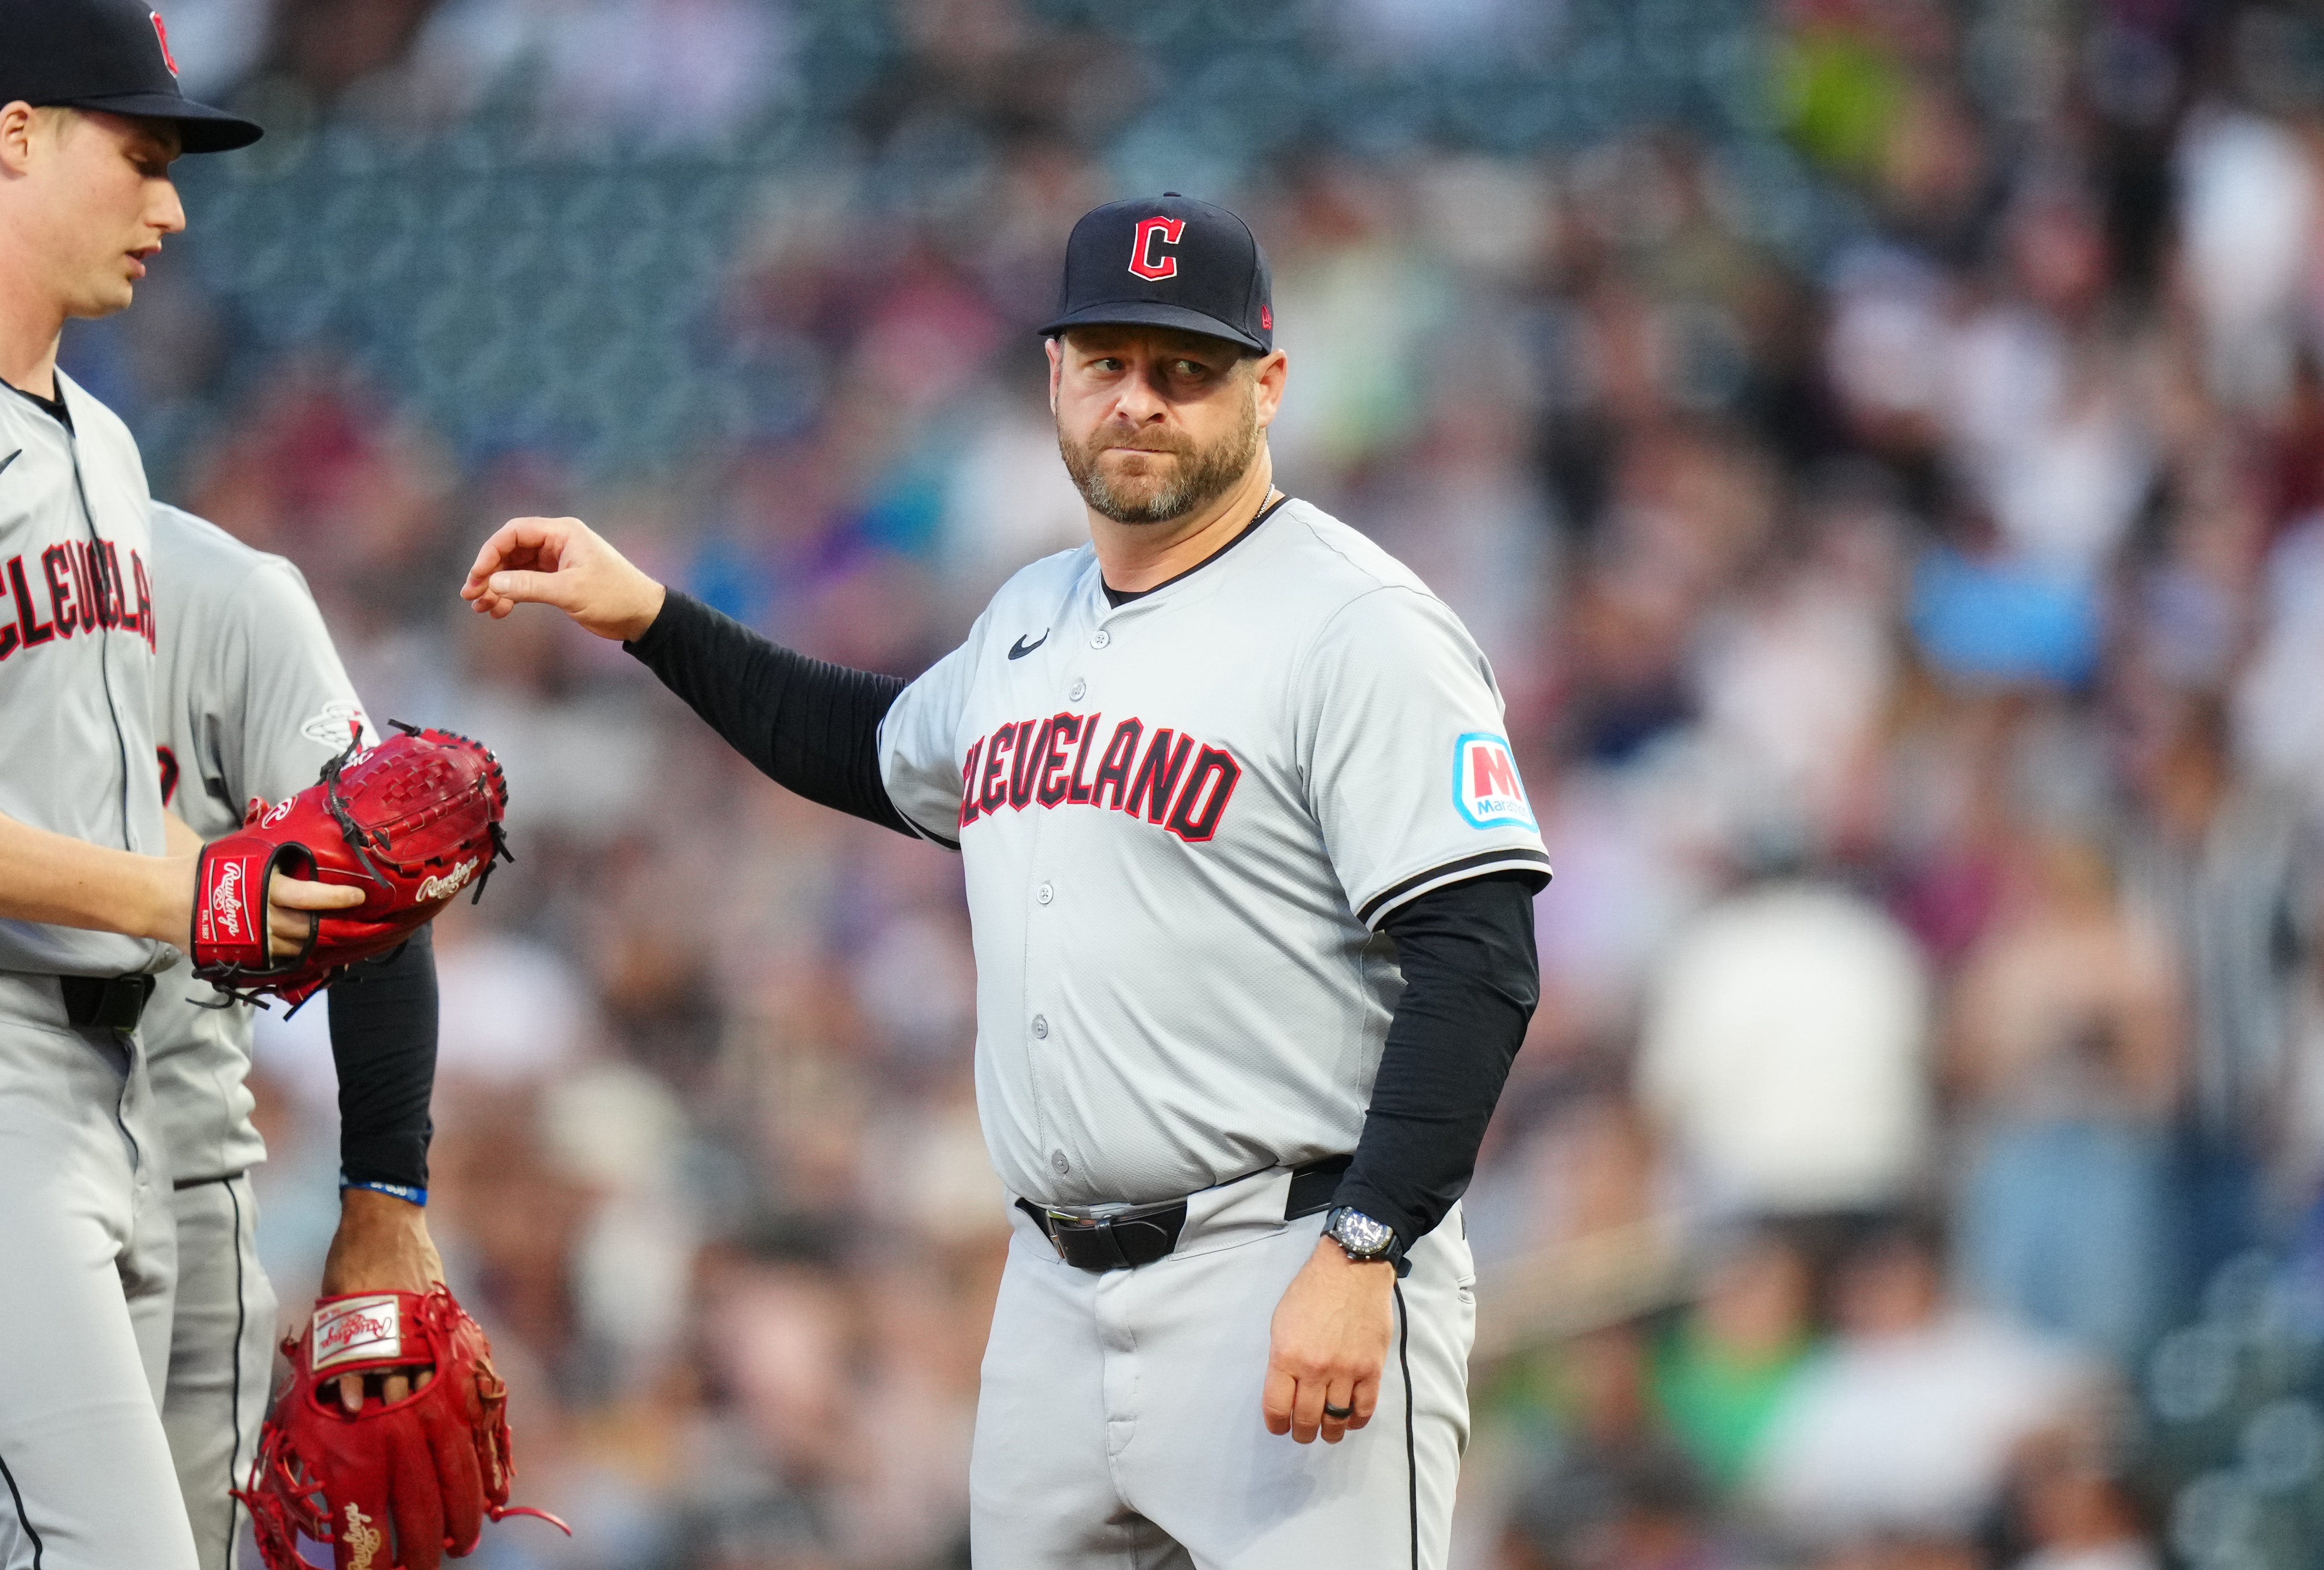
[66,0,2324,1565]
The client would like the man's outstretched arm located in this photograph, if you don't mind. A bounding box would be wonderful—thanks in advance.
[462,515,913,834]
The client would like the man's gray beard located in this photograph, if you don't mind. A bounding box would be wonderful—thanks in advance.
[1059,404,1262,526]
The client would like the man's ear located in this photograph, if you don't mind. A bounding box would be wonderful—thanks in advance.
[1253,349,1289,429]
[0,101,42,178]
[1046,336,1062,414]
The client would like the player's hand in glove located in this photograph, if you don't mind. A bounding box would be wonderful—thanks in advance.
[460,515,665,642]
[188,724,510,1009]
[320,1189,450,1415]
[249,869,366,956]
[154,830,362,955]
[238,1287,569,1570]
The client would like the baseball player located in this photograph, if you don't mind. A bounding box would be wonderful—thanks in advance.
[0,6,361,1567]
[146,498,448,1570]
[464,194,1548,1567]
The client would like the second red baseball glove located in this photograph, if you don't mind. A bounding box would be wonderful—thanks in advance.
[237,1287,568,1570]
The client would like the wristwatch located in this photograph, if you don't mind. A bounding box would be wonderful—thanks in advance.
[1324,1205,1397,1263]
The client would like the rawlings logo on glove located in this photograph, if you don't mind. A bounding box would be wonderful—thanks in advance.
[237,1288,568,1570]
[190,723,512,1009]
[414,859,481,903]
[209,862,248,940]
[313,1294,405,1370]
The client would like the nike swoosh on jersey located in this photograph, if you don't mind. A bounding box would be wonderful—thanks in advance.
[1008,631,1049,660]
[0,450,19,478]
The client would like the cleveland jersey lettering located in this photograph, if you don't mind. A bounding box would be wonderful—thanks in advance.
[957,713,1241,843]
[0,537,155,657]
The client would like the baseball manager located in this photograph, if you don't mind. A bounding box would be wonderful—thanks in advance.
[463,193,1549,1568]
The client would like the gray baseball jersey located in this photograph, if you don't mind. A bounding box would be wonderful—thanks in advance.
[145,500,370,1182]
[878,496,1550,1209]
[0,370,169,980]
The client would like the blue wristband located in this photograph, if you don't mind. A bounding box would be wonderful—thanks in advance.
[340,1175,427,1207]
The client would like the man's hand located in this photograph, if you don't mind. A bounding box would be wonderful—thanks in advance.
[151,853,363,957]
[320,1188,446,1414]
[1262,1237,1396,1444]
[460,515,666,642]
[262,868,365,960]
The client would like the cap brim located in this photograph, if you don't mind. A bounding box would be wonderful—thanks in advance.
[56,91,262,153]
[1038,300,1266,353]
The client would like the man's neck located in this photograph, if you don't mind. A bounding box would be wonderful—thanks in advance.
[0,264,66,401]
[1089,453,1277,595]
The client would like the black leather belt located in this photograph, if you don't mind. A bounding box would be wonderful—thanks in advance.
[1018,1154,1351,1273]
[60,973,155,1031]
[173,1171,247,1192]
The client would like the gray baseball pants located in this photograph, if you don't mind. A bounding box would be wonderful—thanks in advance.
[971,1168,1474,1569]
[163,1174,277,1570]
[0,977,196,1570]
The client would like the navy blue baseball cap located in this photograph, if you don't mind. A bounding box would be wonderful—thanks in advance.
[1040,193,1274,353]
[0,0,262,153]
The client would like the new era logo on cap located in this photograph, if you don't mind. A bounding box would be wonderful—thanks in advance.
[1041,193,1274,353]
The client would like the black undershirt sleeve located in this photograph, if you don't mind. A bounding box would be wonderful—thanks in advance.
[624,590,915,836]
[1330,872,1542,1257]
[327,923,439,1191]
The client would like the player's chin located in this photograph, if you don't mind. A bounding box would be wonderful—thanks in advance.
[70,275,137,318]
[1095,462,1180,502]
[1101,475,1171,506]
[1097,491,1189,526]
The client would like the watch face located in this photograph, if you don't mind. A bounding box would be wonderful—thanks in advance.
[1331,1207,1394,1257]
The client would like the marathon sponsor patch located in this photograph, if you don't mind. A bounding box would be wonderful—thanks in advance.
[1454,731,1535,830]
[312,1293,404,1372]
[300,700,368,752]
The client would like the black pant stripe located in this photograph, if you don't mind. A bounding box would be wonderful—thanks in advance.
[0,1447,46,1570]
[1396,1280,1416,1570]
[224,1180,250,1569]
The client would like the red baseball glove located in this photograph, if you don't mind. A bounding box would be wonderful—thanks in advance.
[191,723,510,1009]
[237,1288,569,1570]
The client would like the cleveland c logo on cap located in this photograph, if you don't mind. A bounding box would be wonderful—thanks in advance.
[1128,216,1185,280]
[150,10,180,76]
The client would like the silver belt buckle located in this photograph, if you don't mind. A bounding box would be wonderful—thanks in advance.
[1043,1194,1179,1230]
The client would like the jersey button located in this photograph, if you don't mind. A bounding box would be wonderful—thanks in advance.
[1031,1014,1049,1039]
[1036,882,1054,905]
[1091,630,1111,649]
[1068,679,1087,702]
[1051,1150,1071,1176]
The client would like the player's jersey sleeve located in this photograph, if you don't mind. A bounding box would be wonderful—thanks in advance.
[1298,586,1552,927]
[877,615,988,848]
[199,558,369,814]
